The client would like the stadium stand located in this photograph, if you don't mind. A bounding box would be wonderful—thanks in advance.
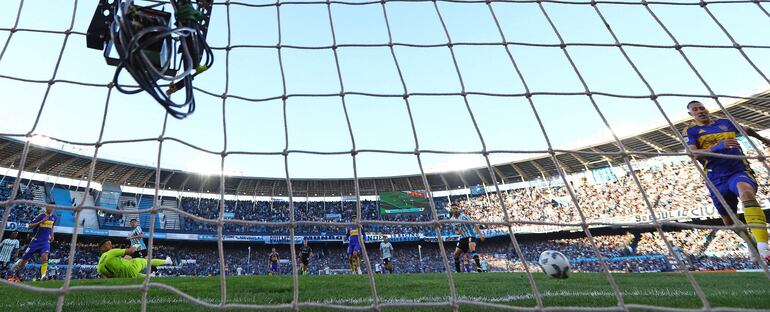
[2,153,768,281]
[48,187,74,227]
[2,119,770,281]
[3,227,756,281]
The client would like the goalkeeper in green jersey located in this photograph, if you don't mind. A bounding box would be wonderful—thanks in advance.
[97,239,172,278]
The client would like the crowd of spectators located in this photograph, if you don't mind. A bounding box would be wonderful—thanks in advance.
[2,225,763,281]
[179,198,380,235]
[101,156,768,239]
[0,180,43,224]
[446,157,770,233]
[100,199,134,227]
[2,154,770,281]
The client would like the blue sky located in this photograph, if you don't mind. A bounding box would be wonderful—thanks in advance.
[0,0,768,179]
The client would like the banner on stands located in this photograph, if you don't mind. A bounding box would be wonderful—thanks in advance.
[34,204,763,243]
[633,206,720,223]
[4,222,30,232]
[83,228,109,236]
[265,236,304,244]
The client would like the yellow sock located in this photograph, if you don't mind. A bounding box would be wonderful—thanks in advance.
[151,259,166,267]
[743,201,768,247]
[40,262,48,277]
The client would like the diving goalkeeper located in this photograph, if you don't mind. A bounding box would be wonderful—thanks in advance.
[97,239,172,278]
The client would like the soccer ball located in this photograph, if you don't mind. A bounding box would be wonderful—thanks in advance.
[538,250,570,279]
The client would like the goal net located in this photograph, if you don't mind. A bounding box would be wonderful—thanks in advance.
[1,0,770,311]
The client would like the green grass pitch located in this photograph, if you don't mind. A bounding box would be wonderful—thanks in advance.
[1,272,768,311]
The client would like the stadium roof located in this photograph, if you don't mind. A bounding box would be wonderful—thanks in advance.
[1,92,770,197]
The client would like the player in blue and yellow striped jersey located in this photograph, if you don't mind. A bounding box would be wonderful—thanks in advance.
[268,248,280,276]
[684,100,770,262]
[346,215,366,274]
[11,203,56,280]
[450,203,484,272]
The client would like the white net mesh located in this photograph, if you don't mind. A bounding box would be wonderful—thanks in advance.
[1,0,770,311]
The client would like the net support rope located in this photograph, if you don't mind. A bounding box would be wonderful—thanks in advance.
[483,3,628,311]
[323,1,382,310]
[216,1,234,308]
[138,114,170,312]
[0,0,769,311]
[379,2,460,310]
[276,2,303,310]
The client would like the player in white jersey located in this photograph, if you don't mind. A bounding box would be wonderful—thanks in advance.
[127,218,147,258]
[450,203,484,273]
[379,235,394,274]
[0,232,20,277]
[47,260,58,280]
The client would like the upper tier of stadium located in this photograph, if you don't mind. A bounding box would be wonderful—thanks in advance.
[1,91,769,196]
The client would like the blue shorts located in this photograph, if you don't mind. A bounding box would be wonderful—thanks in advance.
[270,262,278,271]
[708,171,757,216]
[347,241,361,255]
[21,240,50,260]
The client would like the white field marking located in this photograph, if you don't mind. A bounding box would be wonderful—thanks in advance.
[310,289,770,305]
[2,288,769,308]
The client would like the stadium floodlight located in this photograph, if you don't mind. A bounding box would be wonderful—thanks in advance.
[86,0,214,119]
